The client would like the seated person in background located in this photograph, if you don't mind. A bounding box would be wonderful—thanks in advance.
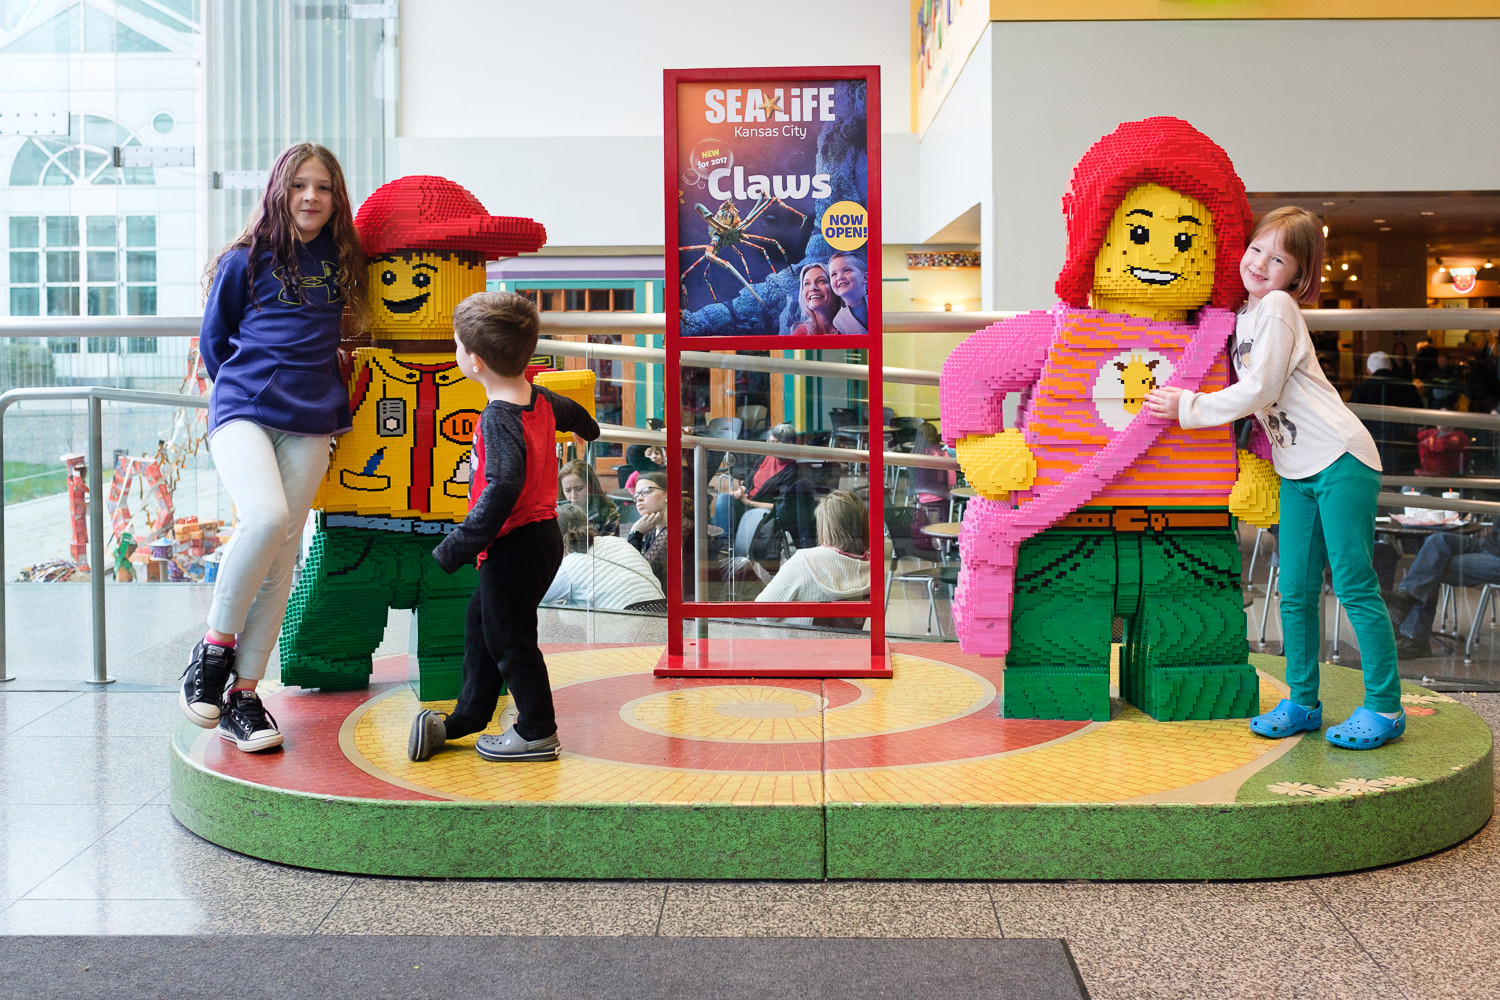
[558,459,619,536]
[1416,422,1469,477]
[755,489,870,629]
[620,440,667,488]
[713,422,804,539]
[626,471,693,592]
[1386,518,1500,658]
[907,420,954,519]
[623,446,666,492]
[1349,350,1424,474]
[544,504,664,610]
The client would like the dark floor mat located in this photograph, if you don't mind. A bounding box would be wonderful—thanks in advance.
[2,934,1089,999]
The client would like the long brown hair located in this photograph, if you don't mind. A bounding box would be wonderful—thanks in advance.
[204,142,369,335]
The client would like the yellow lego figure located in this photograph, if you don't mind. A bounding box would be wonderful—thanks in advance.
[280,176,546,698]
[942,118,1275,722]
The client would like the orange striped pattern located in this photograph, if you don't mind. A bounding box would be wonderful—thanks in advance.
[1024,313,1237,506]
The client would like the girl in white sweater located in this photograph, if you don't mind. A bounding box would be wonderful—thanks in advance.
[1146,207,1404,750]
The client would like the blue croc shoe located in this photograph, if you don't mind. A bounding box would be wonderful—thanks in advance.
[1326,707,1406,750]
[1248,698,1322,739]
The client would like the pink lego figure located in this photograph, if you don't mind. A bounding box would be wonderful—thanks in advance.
[941,117,1276,721]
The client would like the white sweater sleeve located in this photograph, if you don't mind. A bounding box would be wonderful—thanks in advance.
[1177,294,1299,429]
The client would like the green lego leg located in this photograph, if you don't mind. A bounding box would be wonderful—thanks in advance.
[279,528,394,690]
[411,551,477,701]
[1120,527,1258,721]
[1006,530,1114,721]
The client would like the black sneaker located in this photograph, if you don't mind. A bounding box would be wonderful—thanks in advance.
[179,641,237,728]
[217,690,283,752]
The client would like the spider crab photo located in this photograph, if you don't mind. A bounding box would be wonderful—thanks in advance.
[680,194,809,303]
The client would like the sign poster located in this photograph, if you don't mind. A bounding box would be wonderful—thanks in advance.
[668,68,880,344]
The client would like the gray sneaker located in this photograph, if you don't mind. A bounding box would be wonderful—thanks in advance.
[407,710,447,761]
[475,725,561,762]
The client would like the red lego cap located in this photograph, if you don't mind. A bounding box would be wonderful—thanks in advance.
[355,175,547,259]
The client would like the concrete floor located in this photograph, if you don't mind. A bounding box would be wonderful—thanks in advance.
[3,512,1499,998]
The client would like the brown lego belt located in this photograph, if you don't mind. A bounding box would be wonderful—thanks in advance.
[1054,508,1232,533]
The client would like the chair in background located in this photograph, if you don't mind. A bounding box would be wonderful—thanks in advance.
[698,418,740,480]
[728,505,776,601]
[884,504,943,634]
[738,404,769,439]
[885,416,927,499]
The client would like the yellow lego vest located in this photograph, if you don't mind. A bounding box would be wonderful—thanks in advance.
[318,347,486,521]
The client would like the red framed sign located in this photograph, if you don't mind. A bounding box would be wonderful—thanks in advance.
[659,65,888,678]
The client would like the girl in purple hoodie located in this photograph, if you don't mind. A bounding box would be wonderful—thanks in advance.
[179,142,368,752]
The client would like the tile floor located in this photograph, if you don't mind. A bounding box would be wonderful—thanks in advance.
[3,579,1499,999]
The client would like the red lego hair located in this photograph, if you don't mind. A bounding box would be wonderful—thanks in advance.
[1055,117,1252,312]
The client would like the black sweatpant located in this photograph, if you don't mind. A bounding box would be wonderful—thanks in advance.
[448,517,564,741]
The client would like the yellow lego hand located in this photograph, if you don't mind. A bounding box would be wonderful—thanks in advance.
[1229,450,1279,528]
[955,430,1037,500]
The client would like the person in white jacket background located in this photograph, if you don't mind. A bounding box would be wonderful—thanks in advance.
[544,503,664,611]
[756,489,870,629]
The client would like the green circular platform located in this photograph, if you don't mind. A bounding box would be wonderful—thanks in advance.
[170,650,1494,880]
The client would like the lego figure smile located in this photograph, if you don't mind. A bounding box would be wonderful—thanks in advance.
[1091,183,1216,321]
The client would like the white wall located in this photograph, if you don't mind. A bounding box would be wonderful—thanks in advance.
[979,19,1500,310]
[394,0,917,247]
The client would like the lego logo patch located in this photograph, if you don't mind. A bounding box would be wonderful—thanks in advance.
[1092,349,1173,432]
[441,410,482,445]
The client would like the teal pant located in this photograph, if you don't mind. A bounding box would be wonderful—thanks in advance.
[1278,452,1402,713]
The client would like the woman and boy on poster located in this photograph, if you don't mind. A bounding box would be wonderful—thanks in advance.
[783,250,868,335]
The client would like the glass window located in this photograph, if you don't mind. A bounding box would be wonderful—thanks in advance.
[87,251,117,282]
[10,252,40,284]
[519,289,539,305]
[613,287,636,311]
[10,288,41,316]
[49,338,79,354]
[588,289,611,312]
[45,216,78,247]
[86,216,117,247]
[125,215,155,247]
[46,287,80,316]
[127,336,157,353]
[538,290,558,312]
[565,289,586,311]
[46,251,80,282]
[10,217,39,247]
[125,251,155,282]
[126,286,156,315]
[87,287,118,316]
[86,337,120,353]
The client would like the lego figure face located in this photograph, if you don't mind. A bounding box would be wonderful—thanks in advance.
[1091,184,1216,319]
[367,252,486,338]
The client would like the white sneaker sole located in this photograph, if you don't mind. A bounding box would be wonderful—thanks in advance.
[218,729,284,752]
[179,689,221,728]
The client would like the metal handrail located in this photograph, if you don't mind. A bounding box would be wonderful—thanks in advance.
[0,385,210,683]
[5,307,1500,340]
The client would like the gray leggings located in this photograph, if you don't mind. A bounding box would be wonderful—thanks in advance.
[206,420,330,681]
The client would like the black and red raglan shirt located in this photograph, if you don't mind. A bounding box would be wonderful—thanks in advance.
[431,384,599,573]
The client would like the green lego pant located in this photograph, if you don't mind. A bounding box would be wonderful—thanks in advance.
[1007,514,1257,721]
[279,526,477,699]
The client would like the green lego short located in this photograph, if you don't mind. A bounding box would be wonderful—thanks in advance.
[279,524,477,698]
[1006,511,1257,722]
